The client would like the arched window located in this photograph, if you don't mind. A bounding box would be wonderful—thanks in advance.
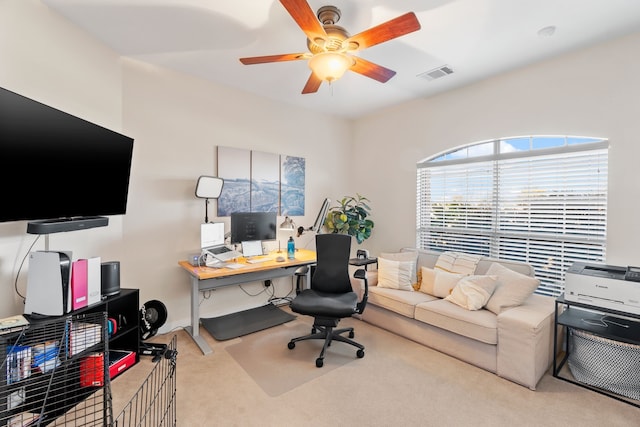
[417,136,608,296]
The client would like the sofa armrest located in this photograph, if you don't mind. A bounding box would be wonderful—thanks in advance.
[366,271,378,287]
[496,294,555,390]
[351,270,374,296]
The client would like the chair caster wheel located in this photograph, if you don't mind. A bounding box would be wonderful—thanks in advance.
[288,341,295,350]
[356,349,365,358]
[349,331,355,338]
[316,358,324,368]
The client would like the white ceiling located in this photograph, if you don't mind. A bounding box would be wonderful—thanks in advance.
[42,0,640,119]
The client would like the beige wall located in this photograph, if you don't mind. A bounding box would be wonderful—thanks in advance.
[0,0,128,317]
[0,0,351,329]
[353,32,640,268]
[119,61,351,326]
[1,0,639,332]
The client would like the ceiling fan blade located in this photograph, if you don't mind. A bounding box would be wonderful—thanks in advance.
[239,53,307,65]
[302,73,322,94]
[350,57,396,83]
[280,0,327,42]
[345,12,421,52]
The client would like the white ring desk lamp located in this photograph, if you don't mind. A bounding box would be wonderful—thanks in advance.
[195,176,224,223]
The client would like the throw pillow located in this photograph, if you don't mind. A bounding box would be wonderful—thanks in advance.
[377,257,415,291]
[434,252,457,272]
[379,251,418,262]
[484,262,540,314]
[451,252,483,274]
[418,267,437,295]
[445,275,498,310]
[379,251,419,290]
[419,267,465,298]
[434,251,482,275]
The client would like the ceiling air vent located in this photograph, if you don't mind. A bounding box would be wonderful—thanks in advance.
[417,65,454,81]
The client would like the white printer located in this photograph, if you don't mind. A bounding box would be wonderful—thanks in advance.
[564,262,640,315]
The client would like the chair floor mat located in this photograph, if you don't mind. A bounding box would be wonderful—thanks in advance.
[200,304,296,341]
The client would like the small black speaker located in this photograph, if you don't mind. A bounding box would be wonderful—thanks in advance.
[101,261,121,297]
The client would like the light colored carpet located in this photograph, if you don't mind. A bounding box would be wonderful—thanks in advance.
[111,308,640,426]
[225,319,358,397]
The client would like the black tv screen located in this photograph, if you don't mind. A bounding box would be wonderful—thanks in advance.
[0,87,134,223]
[230,212,277,244]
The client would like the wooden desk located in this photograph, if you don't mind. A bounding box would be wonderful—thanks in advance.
[178,249,316,355]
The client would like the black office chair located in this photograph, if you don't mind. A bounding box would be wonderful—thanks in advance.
[287,233,369,367]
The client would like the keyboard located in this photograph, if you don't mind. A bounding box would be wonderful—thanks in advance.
[246,257,269,264]
[204,246,242,261]
[209,246,231,254]
[215,249,242,261]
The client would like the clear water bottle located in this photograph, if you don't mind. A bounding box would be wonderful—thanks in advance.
[287,236,295,259]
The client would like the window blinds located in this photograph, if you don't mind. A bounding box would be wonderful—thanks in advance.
[417,140,608,296]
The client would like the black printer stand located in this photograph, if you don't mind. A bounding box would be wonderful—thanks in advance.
[553,294,640,407]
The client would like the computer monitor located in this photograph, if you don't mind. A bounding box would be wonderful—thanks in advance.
[230,212,277,244]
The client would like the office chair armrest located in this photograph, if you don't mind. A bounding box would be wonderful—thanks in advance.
[294,265,309,276]
[353,268,369,314]
[294,266,310,294]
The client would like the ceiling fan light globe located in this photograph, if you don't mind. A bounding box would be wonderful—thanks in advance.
[308,52,353,82]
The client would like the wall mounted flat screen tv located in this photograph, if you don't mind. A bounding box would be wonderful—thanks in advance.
[230,212,277,244]
[0,87,134,230]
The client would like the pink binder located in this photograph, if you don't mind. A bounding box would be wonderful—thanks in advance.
[71,259,88,310]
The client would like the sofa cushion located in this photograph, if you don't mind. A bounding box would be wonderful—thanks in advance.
[377,257,416,291]
[434,251,482,274]
[474,257,534,277]
[445,275,498,310]
[419,267,465,298]
[484,263,540,314]
[415,299,498,344]
[368,286,436,318]
[401,248,439,272]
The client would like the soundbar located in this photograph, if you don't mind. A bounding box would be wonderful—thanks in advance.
[27,216,109,235]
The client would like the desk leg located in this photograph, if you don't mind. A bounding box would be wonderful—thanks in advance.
[185,275,213,355]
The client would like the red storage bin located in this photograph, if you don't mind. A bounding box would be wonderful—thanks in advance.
[79,350,135,387]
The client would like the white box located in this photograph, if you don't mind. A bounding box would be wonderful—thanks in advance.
[86,257,102,306]
[69,322,102,356]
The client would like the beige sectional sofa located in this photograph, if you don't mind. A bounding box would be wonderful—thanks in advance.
[358,248,556,390]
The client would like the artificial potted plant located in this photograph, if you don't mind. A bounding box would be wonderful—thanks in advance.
[324,194,374,244]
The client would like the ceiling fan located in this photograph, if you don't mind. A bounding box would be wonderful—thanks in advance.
[239,0,421,94]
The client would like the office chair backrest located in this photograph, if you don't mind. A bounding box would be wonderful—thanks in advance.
[312,234,352,294]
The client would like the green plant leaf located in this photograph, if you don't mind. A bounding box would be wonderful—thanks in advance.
[323,194,374,243]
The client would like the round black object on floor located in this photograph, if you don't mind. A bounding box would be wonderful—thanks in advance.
[140,300,167,340]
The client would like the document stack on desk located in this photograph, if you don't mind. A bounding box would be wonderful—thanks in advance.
[205,258,225,268]
[224,263,246,270]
